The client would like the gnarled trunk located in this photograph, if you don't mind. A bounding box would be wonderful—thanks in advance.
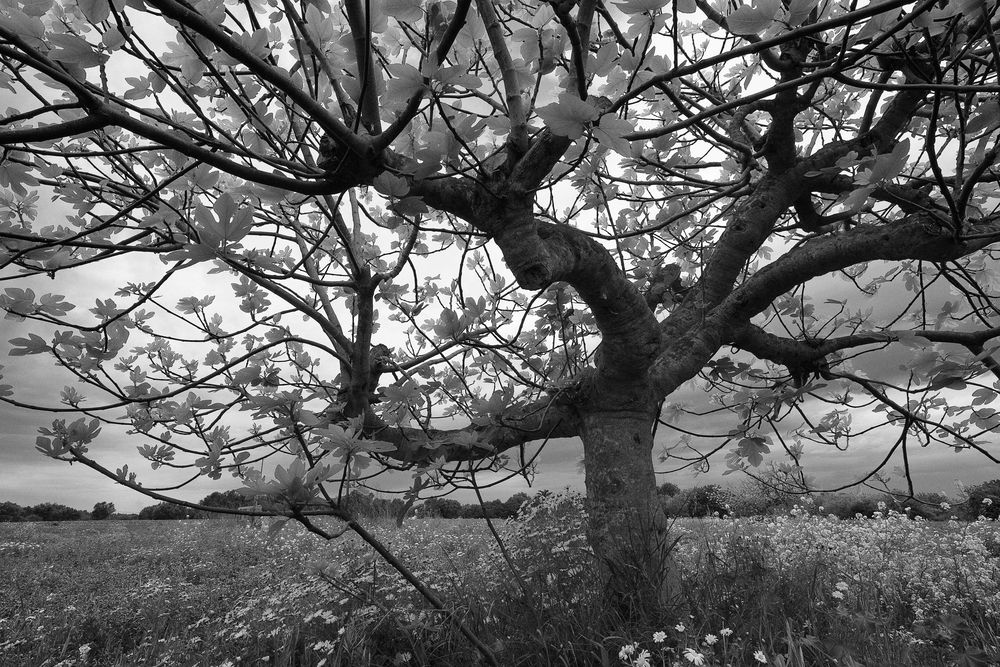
[580,406,679,618]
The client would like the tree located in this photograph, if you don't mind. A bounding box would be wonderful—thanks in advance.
[199,489,246,511]
[419,497,464,519]
[91,500,115,520]
[657,482,680,498]
[25,502,84,521]
[503,492,531,518]
[965,479,1000,520]
[664,485,731,518]
[138,501,199,520]
[2,0,1000,641]
[0,501,24,522]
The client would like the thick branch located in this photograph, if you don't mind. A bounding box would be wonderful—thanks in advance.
[732,323,1000,383]
[0,116,110,143]
[373,398,580,463]
[492,215,661,384]
[343,0,383,133]
[720,216,1000,326]
[477,0,529,155]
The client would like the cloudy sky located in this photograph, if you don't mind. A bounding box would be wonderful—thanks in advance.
[3,170,998,513]
[1,211,998,512]
[3,302,997,514]
[2,5,998,513]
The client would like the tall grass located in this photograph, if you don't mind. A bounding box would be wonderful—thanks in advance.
[1,494,998,666]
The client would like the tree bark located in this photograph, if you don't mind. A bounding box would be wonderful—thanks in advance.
[579,402,679,616]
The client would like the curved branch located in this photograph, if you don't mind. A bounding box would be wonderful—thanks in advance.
[491,216,661,385]
[373,396,580,463]
[720,216,1000,326]
[731,323,1000,382]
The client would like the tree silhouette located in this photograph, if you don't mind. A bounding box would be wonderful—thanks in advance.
[2,0,1000,637]
[91,500,115,520]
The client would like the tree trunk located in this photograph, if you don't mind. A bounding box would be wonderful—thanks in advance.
[580,406,680,619]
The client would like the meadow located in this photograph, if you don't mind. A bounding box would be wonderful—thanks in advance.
[1,493,999,667]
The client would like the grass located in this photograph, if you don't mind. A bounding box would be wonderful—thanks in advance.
[1,494,999,666]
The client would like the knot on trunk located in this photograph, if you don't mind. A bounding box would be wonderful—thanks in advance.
[493,219,555,289]
[318,134,383,188]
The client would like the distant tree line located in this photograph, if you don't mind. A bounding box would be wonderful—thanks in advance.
[414,493,532,520]
[3,481,999,523]
[0,501,115,522]
[659,480,1000,521]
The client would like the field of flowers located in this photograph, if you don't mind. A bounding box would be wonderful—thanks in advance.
[1,493,999,667]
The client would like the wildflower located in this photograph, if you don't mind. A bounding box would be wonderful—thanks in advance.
[719,627,733,637]
[634,649,651,667]
[653,631,668,643]
[683,647,706,665]
[831,590,844,600]
[835,581,849,591]
[754,649,768,663]
[940,501,951,511]
[619,643,638,660]
[704,634,718,645]
[674,623,686,632]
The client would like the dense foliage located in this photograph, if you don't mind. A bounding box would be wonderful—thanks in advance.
[0,501,86,522]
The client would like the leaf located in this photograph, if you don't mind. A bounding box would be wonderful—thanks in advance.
[433,308,465,339]
[373,173,410,197]
[737,436,770,467]
[966,99,1000,135]
[614,0,669,12]
[383,0,424,24]
[37,293,75,317]
[433,66,482,90]
[927,372,966,391]
[36,435,69,458]
[381,379,424,405]
[2,287,36,319]
[79,0,110,23]
[971,387,997,406]
[21,0,54,17]
[231,365,262,385]
[841,185,874,213]
[535,94,599,140]
[592,116,635,156]
[862,138,910,184]
[384,63,426,102]
[852,6,900,44]
[47,33,105,68]
[727,0,780,35]
[102,25,129,51]
[8,333,48,356]
[786,0,819,26]
[0,9,45,48]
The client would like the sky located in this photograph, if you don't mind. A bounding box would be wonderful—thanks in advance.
[3,297,998,514]
[1,166,998,513]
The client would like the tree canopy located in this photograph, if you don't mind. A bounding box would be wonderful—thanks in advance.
[2,0,1000,612]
